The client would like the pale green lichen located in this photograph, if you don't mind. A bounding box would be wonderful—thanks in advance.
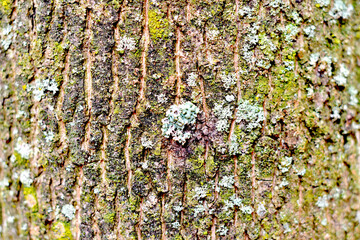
[235,100,265,130]
[220,72,237,90]
[213,102,233,132]
[161,101,199,144]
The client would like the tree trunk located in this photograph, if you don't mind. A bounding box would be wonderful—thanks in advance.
[1,0,360,239]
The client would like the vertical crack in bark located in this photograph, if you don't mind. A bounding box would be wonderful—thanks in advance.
[135,198,144,240]
[161,194,167,240]
[112,4,127,239]
[82,6,93,152]
[227,1,241,234]
[110,24,120,122]
[93,188,101,240]
[180,172,187,238]
[100,126,107,183]
[211,217,217,240]
[75,167,83,240]
[56,31,69,151]
[139,0,149,101]
[199,75,209,119]
[211,170,219,238]
[251,150,256,218]
[0,139,6,237]
[186,1,191,22]
[124,126,132,196]
[175,26,182,104]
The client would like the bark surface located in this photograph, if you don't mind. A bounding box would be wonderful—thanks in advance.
[0,0,360,239]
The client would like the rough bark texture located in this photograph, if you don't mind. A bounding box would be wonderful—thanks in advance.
[1,0,360,239]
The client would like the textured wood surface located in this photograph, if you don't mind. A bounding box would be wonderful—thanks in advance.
[0,0,360,239]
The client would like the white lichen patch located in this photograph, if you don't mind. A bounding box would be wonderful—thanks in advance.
[309,53,320,66]
[206,28,220,41]
[315,0,330,7]
[186,73,198,87]
[225,95,235,102]
[257,202,267,218]
[28,78,59,101]
[236,100,265,130]
[222,195,242,213]
[161,101,199,144]
[304,25,316,38]
[279,179,289,188]
[348,86,358,106]
[173,204,184,212]
[0,178,9,188]
[44,130,54,143]
[20,169,33,187]
[329,0,353,20]
[229,134,240,155]
[240,205,253,214]
[157,93,168,104]
[220,72,237,90]
[141,136,154,149]
[15,138,32,159]
[284,24,299,42]
[316,195,329,208]
[117,36,136,52]
[1,25,14,51]
[279,156,292,173]
[172,221,181,229]
[192,186,208,200]
[283,222,291,233]
[213,102,233,132]
[219,175,235,189]
[193,204,206,217]
[61,204,76,220]
[333,64,350,86]
[217,225,229,236]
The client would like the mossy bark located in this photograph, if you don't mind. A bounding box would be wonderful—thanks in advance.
[1,0,360,239]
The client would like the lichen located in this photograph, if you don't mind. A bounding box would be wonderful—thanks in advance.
[15,138,32,160]
[161,101,199,144]
[329,0,353,20]
[19,169,33,187]
[235,100,265,130]
[61,204,76,220]
[27,78,59,101]
[117,36,136,53]
[220,72,237,90]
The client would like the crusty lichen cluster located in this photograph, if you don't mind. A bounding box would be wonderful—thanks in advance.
[161,101,199,144]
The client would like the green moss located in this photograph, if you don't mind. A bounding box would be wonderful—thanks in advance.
[13,152,29,167]
[23,186,38,211]
[103,212,116,223]
[51,221,73,240]
[0,0,11,14]
[148,9,170,43]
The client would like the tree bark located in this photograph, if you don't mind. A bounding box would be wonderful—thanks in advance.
[1,0,360,239]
